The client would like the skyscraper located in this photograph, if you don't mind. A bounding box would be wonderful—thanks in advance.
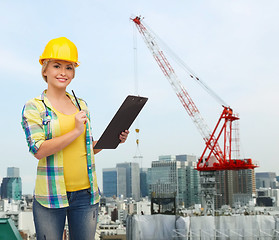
[103,163,141,200]
[1,167,22,200]
[215,169,256,208]
[149,155,201,208]
[116,162,140,201]
[7,167,20,178]
[256,172,277,189]
[103,168,117,197]
[103,167,126,198]
[140,168,149,198]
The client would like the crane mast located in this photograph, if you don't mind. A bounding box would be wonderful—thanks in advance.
[132,16,257,171]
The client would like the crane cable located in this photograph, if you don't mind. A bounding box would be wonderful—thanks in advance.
[143,20,229,107]
[133,21,139,96]
[132,22,143,163]
[144,23,250,159]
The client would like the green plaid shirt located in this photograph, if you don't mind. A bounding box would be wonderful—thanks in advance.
[21,90,100,208]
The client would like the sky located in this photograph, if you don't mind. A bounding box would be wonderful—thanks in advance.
[0,1,278,194]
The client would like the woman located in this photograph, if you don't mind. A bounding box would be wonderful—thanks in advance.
[21,37,129,239]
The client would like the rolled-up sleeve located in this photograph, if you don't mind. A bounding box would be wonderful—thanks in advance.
[21,100,45,155]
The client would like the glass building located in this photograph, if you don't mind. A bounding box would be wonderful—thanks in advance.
[256,172,277,189]
[116,162,140,201]
[149,155,201,208]
[102,168,127,198]
[7,167,20,178]
[103,163,141,201]
[1,167,22,201]
[140,168,149,198]
[103,168,117,197]
[1,178,22,201]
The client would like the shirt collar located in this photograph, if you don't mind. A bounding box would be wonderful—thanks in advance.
[35,90,80,110]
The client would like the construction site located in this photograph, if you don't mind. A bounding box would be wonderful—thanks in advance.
[131,14,257,214]
[125,16,279,239]
[0,1,278,239]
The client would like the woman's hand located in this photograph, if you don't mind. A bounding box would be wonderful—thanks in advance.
[34,111,88,160]
[75,111,87,135]
[93,130,129,155]
[119,130,129,143]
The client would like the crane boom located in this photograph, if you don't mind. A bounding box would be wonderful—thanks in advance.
[132,16,257,171]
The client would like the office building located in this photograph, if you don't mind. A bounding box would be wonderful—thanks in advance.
[1,168,22,201]
[103,162,140,200]
[256,188,279,207]
[7,167,20,178]
[256,172,277,189]
[103,168,126,198]
[116,162,140,201]
[140,168,149,198]
[149,154,201,208]
[215,169,256,208]
[103,168,117,197]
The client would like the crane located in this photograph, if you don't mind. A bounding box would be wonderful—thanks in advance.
[131,16,257,172]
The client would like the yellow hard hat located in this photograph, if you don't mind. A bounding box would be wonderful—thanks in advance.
[39,37,80,66]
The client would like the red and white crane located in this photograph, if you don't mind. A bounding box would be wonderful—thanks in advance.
[131,16,257,171]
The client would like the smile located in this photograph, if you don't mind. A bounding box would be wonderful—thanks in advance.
[56,78,67,82]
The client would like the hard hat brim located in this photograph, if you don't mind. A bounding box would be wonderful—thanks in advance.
[39,58,80,67]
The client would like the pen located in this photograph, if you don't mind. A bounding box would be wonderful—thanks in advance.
[72,90,94,143]
[72,90,81,111]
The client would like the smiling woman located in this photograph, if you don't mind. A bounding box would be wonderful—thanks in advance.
[40,37,78,83]
[43,60,75,90]
[42,60,75,83]
[20,37,129,239]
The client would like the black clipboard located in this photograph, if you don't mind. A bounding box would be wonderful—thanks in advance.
[94,95,148,149]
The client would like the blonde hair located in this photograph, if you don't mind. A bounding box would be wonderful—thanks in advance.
[41,59,76,82]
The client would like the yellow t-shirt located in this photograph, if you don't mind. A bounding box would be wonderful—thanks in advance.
[54,107,90,192]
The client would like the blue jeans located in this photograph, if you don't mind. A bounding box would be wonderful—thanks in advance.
[33,189,99,240]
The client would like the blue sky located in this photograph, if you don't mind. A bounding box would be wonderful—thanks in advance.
[1,1,278,194]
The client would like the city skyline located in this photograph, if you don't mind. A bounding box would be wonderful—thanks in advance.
[1,1,278,194]
[2,157,279,195]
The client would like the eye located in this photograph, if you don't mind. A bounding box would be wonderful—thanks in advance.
[66,66,73,70]
[53,64,60,68]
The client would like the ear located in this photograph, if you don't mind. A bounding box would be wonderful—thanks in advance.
[43,71,47,76]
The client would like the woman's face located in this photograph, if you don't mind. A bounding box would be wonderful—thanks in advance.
[43,60,75,89]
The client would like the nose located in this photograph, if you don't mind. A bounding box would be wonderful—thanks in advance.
[59,66,66,76]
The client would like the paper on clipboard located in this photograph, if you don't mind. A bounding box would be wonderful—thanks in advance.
[94,95,148,149]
